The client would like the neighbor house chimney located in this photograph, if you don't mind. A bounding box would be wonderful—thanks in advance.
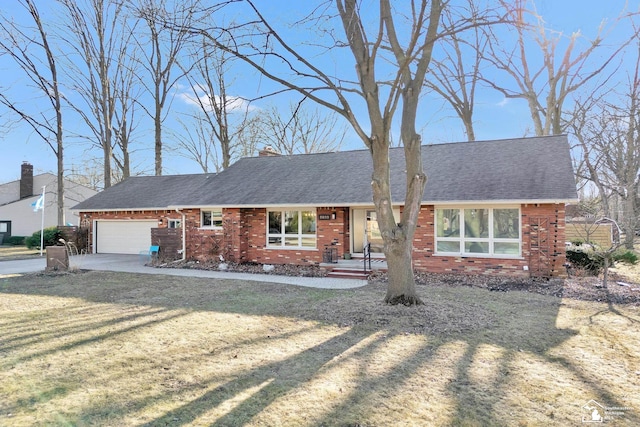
[20,162,34,199]
[258,146,280,157]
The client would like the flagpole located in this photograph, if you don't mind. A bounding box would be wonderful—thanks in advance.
[39,186,45,257]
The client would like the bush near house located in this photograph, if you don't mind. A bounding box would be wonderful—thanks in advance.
[566,244,638,276]
[25,227,63,250]
[1,236,26,246]
[613,249,638,265]
[566,248,604,275]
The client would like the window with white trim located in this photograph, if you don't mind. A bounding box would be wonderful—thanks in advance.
[168,219,182,229]
[267,209,316,248]
[201,209,223,228]
[435,207,520,256]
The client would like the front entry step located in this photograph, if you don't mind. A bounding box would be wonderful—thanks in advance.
[327,268,370,280]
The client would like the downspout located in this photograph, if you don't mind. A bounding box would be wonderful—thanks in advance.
[175,208,186,261]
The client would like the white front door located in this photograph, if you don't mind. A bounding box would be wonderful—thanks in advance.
[351,208,400,255]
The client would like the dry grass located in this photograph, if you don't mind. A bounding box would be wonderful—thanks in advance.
[0,245,39,260]
[0,270,639,426]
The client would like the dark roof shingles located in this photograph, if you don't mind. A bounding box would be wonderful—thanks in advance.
[74,135,577,210]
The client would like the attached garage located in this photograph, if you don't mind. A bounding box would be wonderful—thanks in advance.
[95,220,156,254]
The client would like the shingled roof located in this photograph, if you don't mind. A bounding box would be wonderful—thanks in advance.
[73,135,577,211]
[72,173,217,211]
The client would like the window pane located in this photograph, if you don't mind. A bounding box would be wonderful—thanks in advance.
[0,223,7,233]
[285,236,299,246]
[301,236,316,247]
[269,236,282,246]
[437,209,460,237]
[268,211,282,234]
[437,241,460,253]
[202,211,212,227]
[285,211,298,234]
[494,209,519,239]
[465,241,489,253]
[301,211,316,233]
[212,210,223,227]
[268,210,316,248]
[464,209,488,238]
[495,242,519,255]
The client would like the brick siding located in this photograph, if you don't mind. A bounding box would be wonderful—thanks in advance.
[80,202,567,277]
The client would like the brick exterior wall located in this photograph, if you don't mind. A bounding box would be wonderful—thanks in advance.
[181,207,350,266]
[80,203,567,277]
[412,203,567,278]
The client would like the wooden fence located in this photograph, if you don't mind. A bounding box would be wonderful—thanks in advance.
[565,222,613,248]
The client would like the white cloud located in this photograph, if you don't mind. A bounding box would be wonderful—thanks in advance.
[177,85,255,113]
[496,97,510,107]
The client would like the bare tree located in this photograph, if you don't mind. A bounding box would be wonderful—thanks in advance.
[111,33,143,180]
[173,114,219,173]
[234,114,264,159]
[176,34,248,171]
[254,102,347,155]
[133,0,194,176]
[483,0,633,136]
[0,0,66,225]
[182,0,505,305]
[60,0,138,189]
[66,159,104,191]
[581,53,640,249]
[570,96,612,218]
[424,4,488,141]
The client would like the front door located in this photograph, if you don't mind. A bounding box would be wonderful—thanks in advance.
[351,208,399,255]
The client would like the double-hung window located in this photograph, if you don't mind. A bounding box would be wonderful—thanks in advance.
[435,207,520,257]
[267,209,316,248]
[201,209,223,228]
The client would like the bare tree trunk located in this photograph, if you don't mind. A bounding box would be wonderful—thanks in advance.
[134,0,193,176]
[0,0,66,224]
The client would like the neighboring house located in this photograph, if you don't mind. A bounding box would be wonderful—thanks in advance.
[0,162,98,241]
[73,135,578,277]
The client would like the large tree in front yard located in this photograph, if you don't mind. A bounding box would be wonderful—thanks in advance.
[182,0,504,305]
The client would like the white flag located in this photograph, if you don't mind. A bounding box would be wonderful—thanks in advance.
[32,194,44,212]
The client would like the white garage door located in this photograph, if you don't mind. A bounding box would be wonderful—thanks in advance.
[96,220,156,254]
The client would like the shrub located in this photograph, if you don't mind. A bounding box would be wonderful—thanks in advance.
[25,227,63,249]
[566,248,604,275]
[613,250,638,265]
[7,236,26,245]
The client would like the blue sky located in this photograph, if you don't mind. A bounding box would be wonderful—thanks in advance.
[0,0,636,185]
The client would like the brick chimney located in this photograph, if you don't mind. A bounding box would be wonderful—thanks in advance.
[20,162,34,199]
[258,146,280,157]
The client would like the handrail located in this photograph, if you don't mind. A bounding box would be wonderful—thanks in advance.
[363,242,372,273]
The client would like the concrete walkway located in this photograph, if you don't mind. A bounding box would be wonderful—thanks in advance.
[0,253,368,290]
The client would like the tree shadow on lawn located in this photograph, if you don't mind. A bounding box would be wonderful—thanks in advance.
[1,270,637,425]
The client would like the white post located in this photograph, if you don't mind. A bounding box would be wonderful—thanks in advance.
[39,186,45,257]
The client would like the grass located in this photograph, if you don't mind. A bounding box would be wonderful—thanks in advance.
[0,245,39,260]
[0,270,639,426]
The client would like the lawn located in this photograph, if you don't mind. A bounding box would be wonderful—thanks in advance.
[0,269,638,426]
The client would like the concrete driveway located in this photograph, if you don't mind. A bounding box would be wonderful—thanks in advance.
[0,253,367,289]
